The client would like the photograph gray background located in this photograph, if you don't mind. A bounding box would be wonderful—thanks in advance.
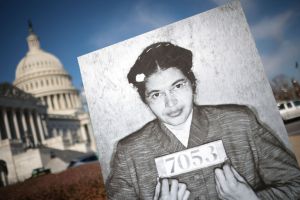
[78,0,288,181]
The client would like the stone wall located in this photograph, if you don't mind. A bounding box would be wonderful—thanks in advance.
[14,149,43,181]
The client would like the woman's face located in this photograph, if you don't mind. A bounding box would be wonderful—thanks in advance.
[144,67,194,126]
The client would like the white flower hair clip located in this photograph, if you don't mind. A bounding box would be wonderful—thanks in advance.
[136,73,145,82]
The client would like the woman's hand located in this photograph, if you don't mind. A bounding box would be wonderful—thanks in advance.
[215,164,259,200]
[153,178,190,200]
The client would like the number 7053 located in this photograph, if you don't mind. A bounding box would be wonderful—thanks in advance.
[165,146,218,174]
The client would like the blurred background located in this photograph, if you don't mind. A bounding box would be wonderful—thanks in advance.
[0,0,299,199]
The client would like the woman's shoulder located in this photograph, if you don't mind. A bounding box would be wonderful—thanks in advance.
[118,119,159,147]
[197,104,256,120]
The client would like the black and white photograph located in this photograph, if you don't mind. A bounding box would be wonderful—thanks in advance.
[78,1,300,199]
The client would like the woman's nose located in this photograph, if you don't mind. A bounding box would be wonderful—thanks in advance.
[164,91,177,107]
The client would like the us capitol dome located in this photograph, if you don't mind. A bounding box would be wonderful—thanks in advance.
[14,23,80,116]
[0,22,96,186]
[12,22,96,145]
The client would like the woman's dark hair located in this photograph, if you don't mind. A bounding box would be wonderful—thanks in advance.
[127,42,196,102]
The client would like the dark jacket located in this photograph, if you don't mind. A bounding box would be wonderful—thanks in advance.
[107,105,300,199]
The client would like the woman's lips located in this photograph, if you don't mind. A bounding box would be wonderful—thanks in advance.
[166,108,183,117]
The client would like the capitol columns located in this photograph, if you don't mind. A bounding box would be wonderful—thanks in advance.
[20,109,28,140]
[64,94,68,108]
[60,93,66,109]
[57,94,62,109]
[28,110,38,146]
[2,108,12,139]
[53,94,59,110]
[35,112,45,144]
[71,93,77,108]
[65,93,71,108]
[69,93,74,108]
[46,96,52,110]
[64,93,70,108]
[12,109,21,141]
[41,115,49,137]
[68,93,74,108]
[58,94,63,109]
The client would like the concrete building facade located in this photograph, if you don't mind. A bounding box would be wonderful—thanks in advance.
[0,23,96,185]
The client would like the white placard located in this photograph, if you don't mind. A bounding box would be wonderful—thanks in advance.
[155,140,227,178]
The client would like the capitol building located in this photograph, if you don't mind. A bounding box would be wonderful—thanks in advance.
[0,23,96,186]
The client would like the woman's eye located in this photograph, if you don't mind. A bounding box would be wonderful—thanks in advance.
[151,93,160,99]
[175,82,184,89]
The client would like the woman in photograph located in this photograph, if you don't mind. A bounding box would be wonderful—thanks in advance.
[106,42,300,200]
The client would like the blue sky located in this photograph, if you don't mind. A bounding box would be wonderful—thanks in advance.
[0,0,299,90]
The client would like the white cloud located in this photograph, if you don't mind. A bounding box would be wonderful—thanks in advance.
[134,1,174,29]
[251,11,293,41]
